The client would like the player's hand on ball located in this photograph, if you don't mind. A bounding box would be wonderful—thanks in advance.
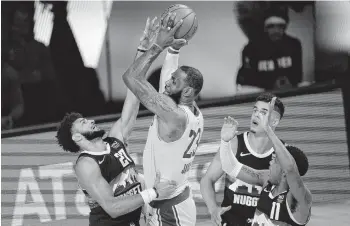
[210,206,231,226]
[171,39,188,51]
[221,116,239,142]
[153,172,177,199]
[139,17,160,50]
[155,12,187,50]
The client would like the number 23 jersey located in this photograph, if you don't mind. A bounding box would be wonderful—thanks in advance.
[143,104,204,198]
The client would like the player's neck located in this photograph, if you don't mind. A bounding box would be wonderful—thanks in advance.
[86,138,106,152]
[179,98,194,109]
[179,97,193,105]
[248,132,273,154]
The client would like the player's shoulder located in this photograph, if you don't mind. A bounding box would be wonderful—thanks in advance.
[75,155,99,174]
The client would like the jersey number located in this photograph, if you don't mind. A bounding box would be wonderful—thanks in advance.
[270,202,281,220]
[183,128,201,158]
[114,149,132,167]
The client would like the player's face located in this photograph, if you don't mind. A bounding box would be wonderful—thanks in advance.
[71,118,105,141]
[250,101,270,134]
[164,68,188,103]
[269,154,282,184]
[72,118,99,133]
[265,23,286,42]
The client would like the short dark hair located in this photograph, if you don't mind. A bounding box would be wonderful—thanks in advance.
[180,65,203,96]
[256,93,285,118]
[56,112,83,153]
[286,145,309,176]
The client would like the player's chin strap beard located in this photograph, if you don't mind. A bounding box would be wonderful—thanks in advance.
[82,130,106,141]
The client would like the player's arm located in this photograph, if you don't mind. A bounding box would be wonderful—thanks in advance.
[75,157,158,218]
[109,17,159,143]
[122,44,186,125]
[108,49,143,143]
[266,127,312,209]
[200,149,225,214]
[158,46,182,93]
[220,138,268,186]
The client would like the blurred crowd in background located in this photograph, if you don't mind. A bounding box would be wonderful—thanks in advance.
[1,1,349,130]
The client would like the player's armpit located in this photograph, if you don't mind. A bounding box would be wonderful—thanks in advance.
[285,169,312,208]
[75,157,144,218]
[237,166,268,187]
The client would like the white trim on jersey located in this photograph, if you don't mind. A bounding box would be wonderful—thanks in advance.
[268,185,287,199]
[81,142,111,155]
[286,196,309,225]
[244,132,274,158]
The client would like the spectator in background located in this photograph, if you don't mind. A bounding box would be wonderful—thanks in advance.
[6,6,59,126]
[1,63,25,130]
[236,9,304,92]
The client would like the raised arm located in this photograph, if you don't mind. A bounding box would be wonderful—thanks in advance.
[109,17,159,143]
[220,117,268,186]
[263,98,312,209]
[122,13,187,123]
[75,157,177,218]
[158,40,187,93]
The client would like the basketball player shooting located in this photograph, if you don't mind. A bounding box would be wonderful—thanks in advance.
[55,17,177,226]
[220,97,312,226]
[122,12,204,226]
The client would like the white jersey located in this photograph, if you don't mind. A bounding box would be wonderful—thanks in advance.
[143,104,204,198]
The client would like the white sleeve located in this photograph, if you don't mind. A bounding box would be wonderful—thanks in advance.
[159,50,179,93]
[220,140,243,177]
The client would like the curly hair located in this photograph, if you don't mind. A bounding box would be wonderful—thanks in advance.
[286,145,309,176]
[56,112,83,153]
[256,93,285,118]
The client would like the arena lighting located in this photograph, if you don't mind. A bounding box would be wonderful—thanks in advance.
[33,0,113,68]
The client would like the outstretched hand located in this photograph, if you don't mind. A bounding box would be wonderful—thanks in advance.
[139,17,160,50]
[221,116,239,142]
[261,97,277,132]
[155,12,187,50]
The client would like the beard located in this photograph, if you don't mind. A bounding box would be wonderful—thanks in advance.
[82,130,106,141]
[168,90,182,104]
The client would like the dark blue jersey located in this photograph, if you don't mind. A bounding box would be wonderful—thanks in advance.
[77,137,142,226]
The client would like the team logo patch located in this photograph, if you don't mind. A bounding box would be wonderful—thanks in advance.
[111,141,120,149]
[277,194,284,203]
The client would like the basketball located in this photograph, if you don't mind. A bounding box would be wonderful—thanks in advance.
[161,4,198,40]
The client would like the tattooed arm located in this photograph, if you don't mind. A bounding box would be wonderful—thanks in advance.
[266,127,312,208]
[220,139,268,186]
[108,51,143,144]
[122,44,186,125]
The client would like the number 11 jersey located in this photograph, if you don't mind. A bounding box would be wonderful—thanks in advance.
[143,104,204,198]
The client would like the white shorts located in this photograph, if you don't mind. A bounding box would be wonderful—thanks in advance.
[147,187,196,226]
